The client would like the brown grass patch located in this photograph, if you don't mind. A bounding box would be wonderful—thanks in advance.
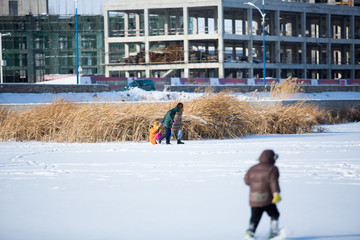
[1,78,357,143]
[0,93,333,143]
[325,107,360,123]
[252,77,304,100]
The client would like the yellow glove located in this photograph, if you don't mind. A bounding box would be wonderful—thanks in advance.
[272,193,281,204]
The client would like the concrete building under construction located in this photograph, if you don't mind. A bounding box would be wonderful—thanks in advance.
[0,14,104,83]
[0,0,105,83]
[104,0,360,79]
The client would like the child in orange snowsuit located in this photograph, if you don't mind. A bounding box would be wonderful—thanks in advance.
[149,122,162,145]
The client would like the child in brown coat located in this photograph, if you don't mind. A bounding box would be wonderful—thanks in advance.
[244,150,282,239]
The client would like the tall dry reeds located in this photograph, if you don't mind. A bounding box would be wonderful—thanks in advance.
[0,93,331,143]
[251,77,304,100]
[269,77,304,99]
[325,107,360,123]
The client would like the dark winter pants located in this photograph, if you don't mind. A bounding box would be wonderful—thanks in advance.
[158,127,172,144]
[248,204,280,233]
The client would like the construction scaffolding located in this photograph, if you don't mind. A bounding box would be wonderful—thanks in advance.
[0,14,104,83]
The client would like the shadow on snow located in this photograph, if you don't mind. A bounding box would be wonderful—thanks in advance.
[287,234,360,240]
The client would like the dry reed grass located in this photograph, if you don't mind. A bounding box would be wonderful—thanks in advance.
[0,80,357,142]
[251,77,304,100]
[325,107,360,123]
[0,94,329,143]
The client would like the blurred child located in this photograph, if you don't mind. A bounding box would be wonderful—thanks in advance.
[149,122,162,145]
[244,150,282,240]
[154,132,162,143]
[170,104,184,144]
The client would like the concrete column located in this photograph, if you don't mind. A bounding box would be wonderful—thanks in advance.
[184,68,189,78]
[136,43,141,54]
[205,17,209,34]
[350,15,355,79]
[144,8,150,65]
[176,13,180,35]
[247,8,253,78]
[276,44,281,78]
[275,9,280,78]
[232,15,236,35]
[125,43,130,58]
[350,44,355,79]
[26,29,35,82]
[124,12,129,37]
[302,12,306,38]
[165,10,169,35]
[215,8,218,33]
[96,33,104,75]
[302,12,307,79]
[144,9,149,36]
[342,17,347,39]
[327,13,331,38]
[350,15,355,39]
[296,13,300,37]
[183,7,189,35]
[104,9,110,77]
[327,43,332,78]
[232,44,236,61]
[183,7,189,61]
[184,38,189,64]
[183,7,189,77]
[217,3,224,78]
[242,11,250,35]
[275,10,280,37]
[135,13,140,37]
[325,13,332,78]
[193,16,198,35]
[275,42,280,77]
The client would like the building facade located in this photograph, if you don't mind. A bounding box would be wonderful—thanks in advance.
[104,0,360,79]
[0,14,104,83]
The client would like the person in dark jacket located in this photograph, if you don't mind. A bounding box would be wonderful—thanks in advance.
[244,149,282,239]
[170,103,184,144]
[157,103,182,144]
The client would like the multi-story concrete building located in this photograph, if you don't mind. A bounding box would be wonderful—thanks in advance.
[0,14,105,83]
[0,0,105,83]
[104,0,360,79]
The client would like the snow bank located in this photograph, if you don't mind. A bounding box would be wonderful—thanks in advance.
[1,88,360,104]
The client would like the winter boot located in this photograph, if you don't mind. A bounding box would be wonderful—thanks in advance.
[177,139,184,144]
[244,232,255,240]
[269,219,279,239]
[244,223,255,239]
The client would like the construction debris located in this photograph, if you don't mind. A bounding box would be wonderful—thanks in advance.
[118,45,218,64]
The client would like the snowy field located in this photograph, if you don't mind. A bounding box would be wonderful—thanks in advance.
[0,123,360,240]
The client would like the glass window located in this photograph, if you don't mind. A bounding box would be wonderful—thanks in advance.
[82,35,96,49]
[9,1,18,16]
[109,43,124,63]
[82,52,96,66]
[108,11,124,37]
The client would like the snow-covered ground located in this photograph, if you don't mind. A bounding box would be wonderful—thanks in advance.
[0,123,360,240]
[1,90,360,239]
[1,88,360,104]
